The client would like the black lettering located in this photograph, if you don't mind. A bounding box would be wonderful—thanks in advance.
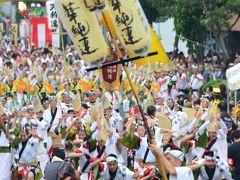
[62,2,80,24]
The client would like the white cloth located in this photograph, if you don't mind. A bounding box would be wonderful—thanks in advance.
[122,99,130,113]
[170,166,194,180]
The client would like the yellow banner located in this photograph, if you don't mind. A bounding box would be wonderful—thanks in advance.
[134,27,169,67]
[0,23,3,45]
[10,24,18,46]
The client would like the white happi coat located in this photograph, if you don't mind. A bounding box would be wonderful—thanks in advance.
[14,136,39,164]
[100,163,135,180]
[199,161,232,180]
[43,106,62,149]
[170,166,194,180]
[197,119,228,162]
[171,111,189,139]
[138,136,162,163]
[109,110,124,132]
[43,106,62,133]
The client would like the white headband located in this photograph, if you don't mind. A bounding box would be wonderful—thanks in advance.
[165,148,184,161]
[106,156,118,163]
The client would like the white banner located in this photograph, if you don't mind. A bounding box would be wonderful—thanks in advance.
[46,0,59,31]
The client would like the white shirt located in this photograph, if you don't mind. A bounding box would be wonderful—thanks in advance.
[199,161,232,180]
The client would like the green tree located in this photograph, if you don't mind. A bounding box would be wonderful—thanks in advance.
[140,0,240,61]
[173,0,207,59]
[140,0,173,23]
[200,0,240,61]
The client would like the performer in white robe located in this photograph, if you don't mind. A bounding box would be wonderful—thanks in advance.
[43,96,62,150]
[100,154,135,180]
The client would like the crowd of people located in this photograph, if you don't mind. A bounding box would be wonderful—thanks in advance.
[0,41,239,180]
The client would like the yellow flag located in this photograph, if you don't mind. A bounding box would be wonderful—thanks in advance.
[0,23,3,46]
[134,27,169,67]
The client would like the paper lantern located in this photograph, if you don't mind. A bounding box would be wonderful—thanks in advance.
[83,0,106,11]
[83,0,96,11]
[54,0,108,64]
[105,0,151,55]
[94,0,106,11]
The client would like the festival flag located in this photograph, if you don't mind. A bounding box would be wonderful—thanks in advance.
[101,50,120,90]
[134,26,169,67]
[10,24,18,46]
[46,0,60,31]
[0,23,4,46]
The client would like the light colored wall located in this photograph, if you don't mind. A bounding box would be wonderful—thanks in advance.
[153,18,189,56]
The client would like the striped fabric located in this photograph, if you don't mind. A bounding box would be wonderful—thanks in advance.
[30,17,60,48]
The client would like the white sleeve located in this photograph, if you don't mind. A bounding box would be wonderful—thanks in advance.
[171,117,180,140]
[187,118,197,133]
[170,167,194,180]
[217,119,228,140]
[201,111,209,121]
[217,161,232,180]
[197,120,211,136]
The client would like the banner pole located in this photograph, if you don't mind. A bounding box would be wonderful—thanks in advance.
[101,12,168,180]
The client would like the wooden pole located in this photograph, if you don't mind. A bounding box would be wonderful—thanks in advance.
[102,12,168,180]
[60,22,65,52]
[86,52,158,72]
